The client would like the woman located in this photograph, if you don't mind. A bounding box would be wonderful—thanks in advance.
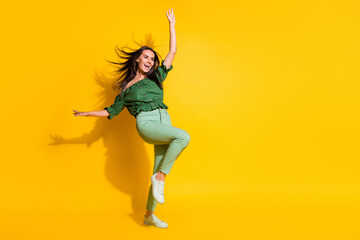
[73,8,190,229]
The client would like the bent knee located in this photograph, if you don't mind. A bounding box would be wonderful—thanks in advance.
[180,131,190,147]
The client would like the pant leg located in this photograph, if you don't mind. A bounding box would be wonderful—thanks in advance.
[146,144,169,212]
[136,109,190,175]
[137,109,190,212]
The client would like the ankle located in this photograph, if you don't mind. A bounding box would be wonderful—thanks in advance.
[155,171,166,181]
[145,211,153,218]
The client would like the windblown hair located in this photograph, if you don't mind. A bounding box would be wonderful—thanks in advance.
[106,45,162,96]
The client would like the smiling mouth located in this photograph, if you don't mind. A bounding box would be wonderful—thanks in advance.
[144,64,151,69]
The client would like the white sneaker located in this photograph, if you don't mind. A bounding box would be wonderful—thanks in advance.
[143,214,168,228]
[151,173,165,204]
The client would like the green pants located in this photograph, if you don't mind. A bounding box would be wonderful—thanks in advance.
[136,108,190,212]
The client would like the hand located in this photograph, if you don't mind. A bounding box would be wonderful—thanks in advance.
[166,8,175,25]
[73,110,88,117]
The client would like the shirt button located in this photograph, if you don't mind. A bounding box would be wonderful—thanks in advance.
[143,93,146,96]
[147,97,151,100]
[151,103,154,106]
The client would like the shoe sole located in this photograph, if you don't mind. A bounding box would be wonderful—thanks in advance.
[143,220,168,228]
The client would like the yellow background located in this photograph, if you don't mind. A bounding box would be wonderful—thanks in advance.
[1,0,359,239]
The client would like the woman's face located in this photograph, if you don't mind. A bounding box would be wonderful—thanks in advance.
[137,49,155,74]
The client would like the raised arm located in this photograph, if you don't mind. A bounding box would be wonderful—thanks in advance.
[163,8,176,69]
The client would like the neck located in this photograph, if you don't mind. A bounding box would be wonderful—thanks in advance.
[136,69,147,80]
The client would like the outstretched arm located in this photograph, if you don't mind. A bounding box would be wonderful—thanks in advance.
[163,8,176,69]
[73,109,110,118]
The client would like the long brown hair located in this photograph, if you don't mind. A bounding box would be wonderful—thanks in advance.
[106,45,163,96]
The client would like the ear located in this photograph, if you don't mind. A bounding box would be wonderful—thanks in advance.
[135,55,139,61]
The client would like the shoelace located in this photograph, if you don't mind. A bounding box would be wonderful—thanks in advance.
[158,181,165,196]
[152,215,165,224]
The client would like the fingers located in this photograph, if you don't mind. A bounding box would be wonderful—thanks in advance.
[166,8,175,23]
[166,8,174,17]
[73,110,82,116]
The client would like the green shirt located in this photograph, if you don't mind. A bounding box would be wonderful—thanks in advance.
[104,60,174,119]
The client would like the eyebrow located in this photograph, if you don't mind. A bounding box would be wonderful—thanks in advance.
[145,54,154,59]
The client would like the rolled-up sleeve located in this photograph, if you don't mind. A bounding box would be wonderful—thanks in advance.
[104,94,125,120]
[156,60,173,83]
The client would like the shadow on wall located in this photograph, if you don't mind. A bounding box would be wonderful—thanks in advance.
[48,68,151,226]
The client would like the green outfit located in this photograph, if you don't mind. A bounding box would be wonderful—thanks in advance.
[104,60,173,119]
[104,60,190,212]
